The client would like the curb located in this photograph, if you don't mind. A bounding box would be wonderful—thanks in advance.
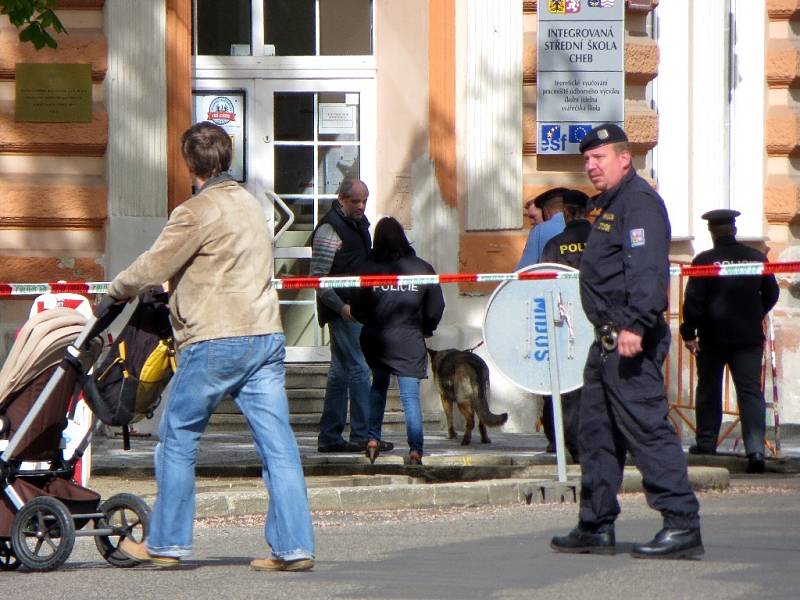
[134,466,729,519]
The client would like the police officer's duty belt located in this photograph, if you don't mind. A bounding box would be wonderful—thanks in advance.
[595,324,619,353]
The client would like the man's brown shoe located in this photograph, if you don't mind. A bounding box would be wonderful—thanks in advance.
[118,538,180,568]
[250,557,314,572]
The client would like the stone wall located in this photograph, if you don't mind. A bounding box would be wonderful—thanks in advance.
[0,1,108,358]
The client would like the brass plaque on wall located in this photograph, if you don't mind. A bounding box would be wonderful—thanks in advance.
[15,63,92,123]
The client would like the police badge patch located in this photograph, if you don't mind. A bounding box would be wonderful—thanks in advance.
[629,228,646,247]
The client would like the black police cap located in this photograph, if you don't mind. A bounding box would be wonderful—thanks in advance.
[562,189,589,208]
[532,187,571,209]
[578,123,628,153]
[701,209,740,226]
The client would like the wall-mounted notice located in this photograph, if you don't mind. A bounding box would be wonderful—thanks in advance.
[193,91,246,181]
[319,103,357,136]
[15,63,92,123]
[537,0,625,154]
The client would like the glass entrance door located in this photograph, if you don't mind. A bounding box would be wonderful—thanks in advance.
[256,79,376,361]
[191,1,376,362]
[192,78,375,362]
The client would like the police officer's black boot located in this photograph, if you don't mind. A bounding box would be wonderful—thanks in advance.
[630,528,704,559]
[688,444,716,456]
[746,452,765,474]
[550,523,615,555]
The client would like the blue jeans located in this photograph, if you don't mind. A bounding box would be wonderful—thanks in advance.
[147,334,315,560]
[318,317,371,446]
[369,368,423,455]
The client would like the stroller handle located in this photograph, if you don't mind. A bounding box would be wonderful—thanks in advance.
[74,295,127,351]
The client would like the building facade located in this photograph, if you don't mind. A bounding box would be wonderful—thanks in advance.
[2,0,800,432]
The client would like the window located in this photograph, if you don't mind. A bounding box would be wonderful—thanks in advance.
[195,0,251,56]
[273,91,361,249]
[194,0,373,57]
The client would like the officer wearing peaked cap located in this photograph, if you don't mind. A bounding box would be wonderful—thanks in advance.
[538,189,591,463]
[541,190,591,270]
[550,124,703,560]
[680,208,780,474]
[516,188,569,269]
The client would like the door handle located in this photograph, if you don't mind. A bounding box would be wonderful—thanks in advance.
[263,135,271,143]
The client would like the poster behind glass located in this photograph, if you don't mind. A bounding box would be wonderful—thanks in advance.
[193,91,246,182]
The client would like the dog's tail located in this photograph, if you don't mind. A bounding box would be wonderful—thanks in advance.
[457,354,508,427]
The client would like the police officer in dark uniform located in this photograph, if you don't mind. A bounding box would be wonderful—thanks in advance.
[550,124,703,559]
[539,189,591,461]
[679,209,779,474]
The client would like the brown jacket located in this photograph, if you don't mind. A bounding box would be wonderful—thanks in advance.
[108,179,282,349]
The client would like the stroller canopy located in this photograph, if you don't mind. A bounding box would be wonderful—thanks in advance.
[0,307,98,407]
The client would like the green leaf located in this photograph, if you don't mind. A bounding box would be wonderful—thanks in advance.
[1,1,65,49]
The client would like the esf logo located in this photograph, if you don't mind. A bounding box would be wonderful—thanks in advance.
[540,124,567,152]
[541,124,593,152]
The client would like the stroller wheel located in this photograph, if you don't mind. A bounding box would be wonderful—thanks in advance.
[94,493,151,568]
[0,538,20,571]
[11,497,75,572]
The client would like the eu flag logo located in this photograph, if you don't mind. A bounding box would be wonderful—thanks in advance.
[541,124,560,143]
[569,124,592,143]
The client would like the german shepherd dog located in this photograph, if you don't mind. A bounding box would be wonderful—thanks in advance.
[427,348,508,445]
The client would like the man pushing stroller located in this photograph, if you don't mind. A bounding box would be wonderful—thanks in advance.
[109,122,315,570]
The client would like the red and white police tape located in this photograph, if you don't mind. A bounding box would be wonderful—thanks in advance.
[1,261,799,297]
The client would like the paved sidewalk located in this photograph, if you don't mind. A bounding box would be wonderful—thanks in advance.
[88,429,738,518]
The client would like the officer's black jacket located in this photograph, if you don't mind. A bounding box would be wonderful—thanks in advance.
[579,169,670,335]
[541,219,592,268]
[679,236,779,345]
[353,253,445,379]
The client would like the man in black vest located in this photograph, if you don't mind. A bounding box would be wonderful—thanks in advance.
[312,179,385,453]
[679,209,780,473]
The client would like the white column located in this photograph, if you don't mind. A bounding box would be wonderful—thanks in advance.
[104,0,169,275]
[464,0,523,231]
[691,0,730,251]
[729,0,766,240]
[652,0,691,239]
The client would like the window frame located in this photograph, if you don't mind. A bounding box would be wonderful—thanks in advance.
[192,0,376,71]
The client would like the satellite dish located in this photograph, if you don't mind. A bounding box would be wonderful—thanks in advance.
[483,263,593,395]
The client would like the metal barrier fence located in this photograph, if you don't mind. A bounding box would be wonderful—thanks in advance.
[666,261,781,456]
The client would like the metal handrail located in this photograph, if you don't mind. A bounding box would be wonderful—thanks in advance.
[266,190,296,243]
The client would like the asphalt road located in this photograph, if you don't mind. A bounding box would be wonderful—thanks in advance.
[5,478,800,600]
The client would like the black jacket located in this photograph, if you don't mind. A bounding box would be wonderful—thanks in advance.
[355,253,445,378]
[679,236,779,345]
[541,219,592,268]
[312,203,371,326]
[579,169,671,335]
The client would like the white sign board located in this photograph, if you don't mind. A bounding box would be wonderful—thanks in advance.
[193,91,246,181]
[319,103,357,135]
[537,0,625,154]
[483,265,593,395]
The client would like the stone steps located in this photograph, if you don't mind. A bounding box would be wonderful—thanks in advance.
[208,362,441,434]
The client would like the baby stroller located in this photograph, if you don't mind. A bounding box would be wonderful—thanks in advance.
[0,297,150,572]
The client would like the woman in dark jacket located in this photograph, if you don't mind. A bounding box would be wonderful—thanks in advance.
[356,217,445,465]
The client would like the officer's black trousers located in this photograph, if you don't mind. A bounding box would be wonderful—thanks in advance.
[541,389,581,461]
[695,343,765,456]
[578,333,700,530]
